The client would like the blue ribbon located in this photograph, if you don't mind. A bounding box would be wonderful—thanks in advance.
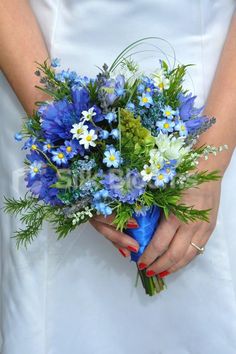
[125,205,161,262]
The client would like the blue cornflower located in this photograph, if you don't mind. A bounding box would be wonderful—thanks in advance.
[39,99,76,142]
[93,189,109,201]
[51,58,61,68]
[153,170,169,187]
[178,93,203,121]
[156,119,175,133]
[103,147,121,168]
[29,161,43,178]
[51,149,68,166]
[161,105,176,119]
[105,112,116,123]
[99,129,109,139]
[64,140,80,159]
[110,129,120,140]
[175,120,188,137]
[14,132,22,142]
[139,93,153,108]
[126,102,135,112]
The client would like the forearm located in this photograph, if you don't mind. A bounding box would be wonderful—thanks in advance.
[197,12,236,173]
[0,0,50,115]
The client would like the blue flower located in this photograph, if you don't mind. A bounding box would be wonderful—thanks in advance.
[94,202,113,216]
[162,165,176,182]
[14,132,22,141]
[51,149,68,166]
[105,112,116,123]
[175,120,188,137]
[99,129,109,139]
[43,140,53,153]
[139,93,153,108]
[64,140,81,159]
[137,83,145,93]
[22,137,39,150]
[25,152,61,206]
[29,161,43,178]
[51,58,61,68]
[156,119,175,133]
[126,102,135,112]
[110,129,120,140]
[71,86,90,118]
[185,116,208,133]
[153,170,169,187]
[39,99,77,142]
[103,75,125,105]
[161,105,176,119]
[178,93,203,121]
[103,147,121,168]
[102,169,146,204]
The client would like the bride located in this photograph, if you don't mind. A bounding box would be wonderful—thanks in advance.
[0,0,236,353]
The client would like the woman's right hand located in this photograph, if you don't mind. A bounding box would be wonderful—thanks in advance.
[89,215,140,258]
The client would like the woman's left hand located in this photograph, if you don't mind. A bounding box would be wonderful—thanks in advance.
[137,179,222,277]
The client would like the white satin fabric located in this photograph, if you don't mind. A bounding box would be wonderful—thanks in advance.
[1,1,236,353]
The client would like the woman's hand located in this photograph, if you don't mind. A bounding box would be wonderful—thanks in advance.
[90,215,140,258]
[137,179,221,277]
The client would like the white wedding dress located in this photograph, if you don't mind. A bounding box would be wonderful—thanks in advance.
[1,1,236,353]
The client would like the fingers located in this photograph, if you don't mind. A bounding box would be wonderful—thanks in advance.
[89,218,140,252]
[137,214,180,269]
[145,224,195,275]
[92,214,139,228]
[166,231,209,273]
[111,242,131,258]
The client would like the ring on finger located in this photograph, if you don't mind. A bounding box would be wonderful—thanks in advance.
[190,241,205,255]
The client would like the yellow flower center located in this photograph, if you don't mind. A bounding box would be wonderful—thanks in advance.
[142,97,149,103]
[156,163,161,169]
[109,154,116,161]
[47,144,51,149]
[165,111,171,116]
[33,167,39,173]
[86,135,92,141]
[31,144,37,150]
[164,123,170,129]
[158,174,164,180]
[136,205,142,211]
[158,82,164,89]
[181,125,186,131]
[66,146,72,152]
[58,153,64,159]
[77,128,83,134]
[146,88,151,92]
[145,167,152,174]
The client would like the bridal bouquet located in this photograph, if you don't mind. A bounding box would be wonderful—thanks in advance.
[5,39,225,296]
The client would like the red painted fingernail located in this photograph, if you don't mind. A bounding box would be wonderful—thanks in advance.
[146,270,156,277]
[127,222,139,229]
[128,246,138,253]
[118,248,127,258]
[138,262,147,270]
[159,271,170,278]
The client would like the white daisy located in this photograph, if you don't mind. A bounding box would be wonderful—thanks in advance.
[152,69,170,91]
[141,165,153,182]
[70,122,88,140]
[81,107,96,122]
[79,129,98,149]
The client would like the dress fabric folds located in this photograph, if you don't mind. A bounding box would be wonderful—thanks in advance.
[0,1,236,353]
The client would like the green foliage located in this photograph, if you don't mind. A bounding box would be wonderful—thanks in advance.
[113,204,133,231]
[164,63,192,108]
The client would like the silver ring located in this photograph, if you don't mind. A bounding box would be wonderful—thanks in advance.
[190,242,205,255]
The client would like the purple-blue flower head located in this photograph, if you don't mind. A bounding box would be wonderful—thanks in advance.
[102,169,146,204]
[14,132,23,142]
[51,58,61,68]
[178,93,203,121]
[39,99,77,142]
